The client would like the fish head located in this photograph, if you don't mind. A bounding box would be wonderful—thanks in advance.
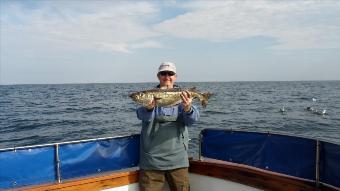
[129,92,143,102]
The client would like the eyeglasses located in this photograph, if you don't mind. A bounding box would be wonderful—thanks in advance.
[159,71,175,76]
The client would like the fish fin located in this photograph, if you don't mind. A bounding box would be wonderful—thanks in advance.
[200,92,213,108]
[189,87,197,92]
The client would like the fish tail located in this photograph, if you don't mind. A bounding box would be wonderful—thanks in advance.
[200,92,213,108]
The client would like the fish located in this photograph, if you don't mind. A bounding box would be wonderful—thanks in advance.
[129,87,212,108]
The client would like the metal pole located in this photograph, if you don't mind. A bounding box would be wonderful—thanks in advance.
[315,140,320,190]
[199,133,203,161]
[55,144,61,183]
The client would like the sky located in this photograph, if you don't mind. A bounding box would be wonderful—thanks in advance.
[1,0,340,84]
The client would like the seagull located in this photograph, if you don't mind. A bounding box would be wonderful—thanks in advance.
[306,106,327,116]
[306,106,314,111]
[318,109,327,115]
[280,106,286,113]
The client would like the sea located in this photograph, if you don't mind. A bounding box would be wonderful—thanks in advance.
[1,81,339,157]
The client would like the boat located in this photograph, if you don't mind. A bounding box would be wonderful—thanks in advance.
[0,128,339,191]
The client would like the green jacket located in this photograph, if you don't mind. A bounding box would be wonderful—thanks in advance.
[136,104,199,170]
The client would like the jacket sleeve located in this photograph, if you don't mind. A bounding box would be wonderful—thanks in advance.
[180,105,199,126]
[136,107,155,122]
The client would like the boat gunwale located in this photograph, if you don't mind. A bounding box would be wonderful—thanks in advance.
[9,160,340,191]
[10,169,139,191]
[189,159,339,191]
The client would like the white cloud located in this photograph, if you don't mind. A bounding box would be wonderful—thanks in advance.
[1,1,162,53]
[95,42,130,53]
[131,40,163,49]
[155,1,340,49]
[93,40,162,53]
[2,0,340,56]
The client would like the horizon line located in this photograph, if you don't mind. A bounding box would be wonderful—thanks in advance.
[1,79,340,86]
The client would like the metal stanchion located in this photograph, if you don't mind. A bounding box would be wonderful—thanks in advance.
[315,140,320,190]
[199,133,203,161]
[55,144,61,183]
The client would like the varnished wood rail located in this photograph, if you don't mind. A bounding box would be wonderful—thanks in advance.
[8,160,339,191]
[11,171,139,191]
[189,159,339,191]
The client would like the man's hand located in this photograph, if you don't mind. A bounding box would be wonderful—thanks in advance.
[144,99,155,111]
[180,90,192,113]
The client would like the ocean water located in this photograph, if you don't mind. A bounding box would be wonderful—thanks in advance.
[1,81,340,156]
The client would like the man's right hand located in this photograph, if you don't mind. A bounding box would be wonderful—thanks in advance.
[144,99,155,111]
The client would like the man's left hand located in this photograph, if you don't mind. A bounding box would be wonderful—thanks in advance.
[180,90,192,113]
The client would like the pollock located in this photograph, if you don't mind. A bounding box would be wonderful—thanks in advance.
[129,87,212,108]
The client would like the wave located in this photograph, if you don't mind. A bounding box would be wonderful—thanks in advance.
[1,82,340,149]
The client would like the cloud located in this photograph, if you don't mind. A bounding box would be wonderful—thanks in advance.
[131,40,163,49]
[155,1,340,49]
[95,42,130,53]
[2,0,340,55]
[94,40,162,53]
[1,1,162,53]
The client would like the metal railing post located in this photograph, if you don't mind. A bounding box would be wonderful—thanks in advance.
[199,132,203,161]
[55,144,61,183]
[315,140,320,190]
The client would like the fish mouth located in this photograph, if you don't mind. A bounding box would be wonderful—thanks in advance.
[129,93,135,99]
[129,93,138,101]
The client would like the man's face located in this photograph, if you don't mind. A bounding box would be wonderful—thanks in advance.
[157,71,177,88]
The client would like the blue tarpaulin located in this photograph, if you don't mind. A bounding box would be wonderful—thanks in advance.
[59,135,140,180]
[320,141,340,188]
[0,134,140,190]
[201,128,316,180]
[0,146,56,189]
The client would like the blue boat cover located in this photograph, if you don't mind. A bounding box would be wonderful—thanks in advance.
[59,135,140,180]
[0,146,56,189]
[1,131,339,189]
[0,134,140,190]
[201,128,316,180]
[320,141,340,188]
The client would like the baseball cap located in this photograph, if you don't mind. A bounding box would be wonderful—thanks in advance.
[158,62,176,74]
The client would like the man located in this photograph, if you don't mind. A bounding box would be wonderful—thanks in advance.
[136,62,199,191]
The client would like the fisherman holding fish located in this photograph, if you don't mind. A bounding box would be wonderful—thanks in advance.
[132,62,203,191]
